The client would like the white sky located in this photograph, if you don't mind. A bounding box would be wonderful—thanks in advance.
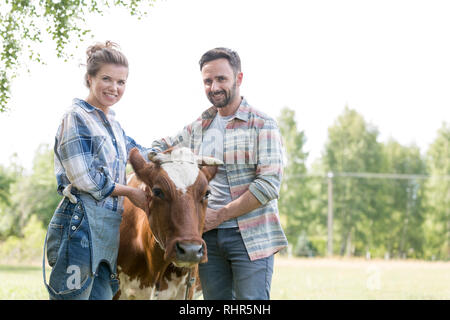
[1,0,449,172]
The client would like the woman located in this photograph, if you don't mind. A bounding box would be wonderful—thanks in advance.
[43,41,152,300]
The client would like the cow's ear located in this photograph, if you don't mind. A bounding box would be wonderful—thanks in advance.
[200,166,218,182]
[129,148,147,172]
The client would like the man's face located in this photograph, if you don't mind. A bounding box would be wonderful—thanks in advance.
[201,58,241,108]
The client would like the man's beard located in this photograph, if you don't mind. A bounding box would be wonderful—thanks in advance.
[208,82,237,108]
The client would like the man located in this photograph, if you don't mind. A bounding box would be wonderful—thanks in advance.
[152,47,287,299]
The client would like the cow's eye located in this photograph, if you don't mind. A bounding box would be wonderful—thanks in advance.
[152,188,164,199]
[203,190,211,201]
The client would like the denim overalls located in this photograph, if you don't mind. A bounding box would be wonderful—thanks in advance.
[43,193,122,300]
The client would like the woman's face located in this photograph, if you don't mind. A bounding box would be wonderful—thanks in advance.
[86,63,128,111]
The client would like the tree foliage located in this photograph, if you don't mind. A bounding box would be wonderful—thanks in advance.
[0,0,155,112]
[323,106,383,256]
[275,106,450,260]
[0,144,60,239]
[424,122,450,260]
[379,140,427,258]
[0,165,15,205]
[277,107,312,251]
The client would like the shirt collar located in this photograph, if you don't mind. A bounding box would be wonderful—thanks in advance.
[73,98,116,118]
[234,97,250,122]
[202,97,250,122]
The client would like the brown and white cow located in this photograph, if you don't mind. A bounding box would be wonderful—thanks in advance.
[114,147,221,300]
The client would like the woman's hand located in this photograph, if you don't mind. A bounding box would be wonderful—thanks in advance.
[126,188,150,213]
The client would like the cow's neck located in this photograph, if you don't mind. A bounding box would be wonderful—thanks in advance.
[142,230,171,286]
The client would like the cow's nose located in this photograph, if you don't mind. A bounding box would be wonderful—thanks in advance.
[175,242,204,263]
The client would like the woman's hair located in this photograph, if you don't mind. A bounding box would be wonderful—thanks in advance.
[84,41,128,88]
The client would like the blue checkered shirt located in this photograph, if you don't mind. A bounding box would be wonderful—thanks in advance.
[54,98,153,213]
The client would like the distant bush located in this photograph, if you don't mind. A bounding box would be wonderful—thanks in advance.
[0,215,46,265]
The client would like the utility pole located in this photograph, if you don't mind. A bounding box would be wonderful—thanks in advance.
[327,172,334,257]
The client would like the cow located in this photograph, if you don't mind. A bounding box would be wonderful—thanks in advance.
[114,147,222,300]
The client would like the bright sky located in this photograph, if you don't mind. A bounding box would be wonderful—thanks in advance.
[1,0,449,172]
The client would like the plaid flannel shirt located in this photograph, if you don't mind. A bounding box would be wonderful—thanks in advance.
[54,98,152,213]
[152,98,288,260]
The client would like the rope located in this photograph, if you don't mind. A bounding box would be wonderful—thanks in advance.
[184,268,196,300]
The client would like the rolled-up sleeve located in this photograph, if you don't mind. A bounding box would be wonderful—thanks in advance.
[151,124,193,153]
[248,118,284,205]
[56,112,115,201]
[124,134,157,162]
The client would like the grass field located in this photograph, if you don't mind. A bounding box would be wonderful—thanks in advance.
[1,257,449,300]
[271,257,450,299]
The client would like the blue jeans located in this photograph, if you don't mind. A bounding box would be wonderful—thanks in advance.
[199,228,274,300]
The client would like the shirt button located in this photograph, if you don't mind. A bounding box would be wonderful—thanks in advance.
[74,215,79,220]
[71,226,76,231]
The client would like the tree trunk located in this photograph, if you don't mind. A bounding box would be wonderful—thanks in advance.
[345,230,352,257]
[399,200,410,258]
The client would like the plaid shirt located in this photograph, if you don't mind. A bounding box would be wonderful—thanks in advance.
[54,98,151,213]
[152,98,288,260]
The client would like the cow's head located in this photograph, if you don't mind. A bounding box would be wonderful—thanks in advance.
[128,147,222,268]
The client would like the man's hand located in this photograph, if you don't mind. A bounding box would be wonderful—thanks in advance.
[203,207,222,233]
[202,191,262,234]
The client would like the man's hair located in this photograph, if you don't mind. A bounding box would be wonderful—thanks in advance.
[199,47,241,74]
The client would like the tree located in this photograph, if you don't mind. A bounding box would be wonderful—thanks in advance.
[323,106,383,256]
[0,160,20,239]
[425,122,450,260]
[2,144,60,237]
[0,165,15,205]
[277,107,315,253]
[379,140,427,258]
[0,0,155,112]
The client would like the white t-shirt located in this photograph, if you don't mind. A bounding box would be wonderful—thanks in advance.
[199,113,238,228]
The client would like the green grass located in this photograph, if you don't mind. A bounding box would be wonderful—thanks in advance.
[0,265,50,300]
[1,257,449,299]
[271,257,450,299]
